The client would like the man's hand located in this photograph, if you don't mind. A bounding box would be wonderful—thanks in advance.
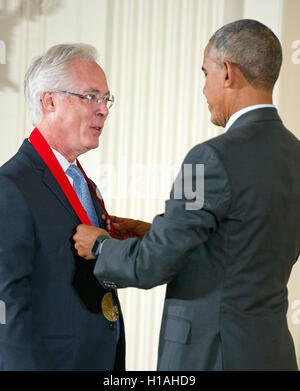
[73,224,110,260]
[102,215,151,240]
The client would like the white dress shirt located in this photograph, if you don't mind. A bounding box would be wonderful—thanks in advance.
[224,104,276,133]
[51,148,76,186]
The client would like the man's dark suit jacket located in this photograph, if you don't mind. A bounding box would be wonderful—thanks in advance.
[94,108,300,370]
[0,139,125,370]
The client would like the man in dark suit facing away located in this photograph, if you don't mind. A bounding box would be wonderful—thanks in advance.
[74,20,300,370]
[0,44,125,370]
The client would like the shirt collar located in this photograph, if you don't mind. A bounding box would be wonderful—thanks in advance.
[224,104,276,133]
[51,148,76,172]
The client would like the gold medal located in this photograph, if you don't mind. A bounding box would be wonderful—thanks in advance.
[101,292,119,322]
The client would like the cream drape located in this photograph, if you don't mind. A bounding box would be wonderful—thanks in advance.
[0,0,299,370]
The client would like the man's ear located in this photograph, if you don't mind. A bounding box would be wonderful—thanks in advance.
[223,61,234,88]
[40,91,56,113]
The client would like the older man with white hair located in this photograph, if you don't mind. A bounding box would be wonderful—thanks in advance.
[0,44,125,370]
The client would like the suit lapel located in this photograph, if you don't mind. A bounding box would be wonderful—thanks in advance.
[42,167,80,223]
[20,139,107,227]
[19,139,80,224]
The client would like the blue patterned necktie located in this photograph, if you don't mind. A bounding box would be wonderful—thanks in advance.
[66,164,120,341]
[66,164,99,227]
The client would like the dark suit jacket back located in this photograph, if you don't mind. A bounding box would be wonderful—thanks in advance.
[94,108,300,370]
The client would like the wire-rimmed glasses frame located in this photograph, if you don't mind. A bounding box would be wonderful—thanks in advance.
[53,90,114,109]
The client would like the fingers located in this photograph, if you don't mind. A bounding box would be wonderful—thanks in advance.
[100,216,151,239]
[112,216,132,223]
[73,239,96,260]
[103,215,120,222]
[73,223,88,240]
[73,224,109,260]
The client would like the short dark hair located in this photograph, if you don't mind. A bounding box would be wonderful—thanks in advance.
[208,19,282,89]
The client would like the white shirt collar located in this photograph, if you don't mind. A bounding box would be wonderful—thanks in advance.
[224,104,276,133]
[51,148,76,172]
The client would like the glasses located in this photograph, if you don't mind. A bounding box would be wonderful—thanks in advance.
[54,90,114,109]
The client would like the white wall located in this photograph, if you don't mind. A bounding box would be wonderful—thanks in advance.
[0,0,299,370]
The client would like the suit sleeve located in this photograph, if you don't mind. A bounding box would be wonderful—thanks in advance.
[0,175,50,370]
[93,143,231,289]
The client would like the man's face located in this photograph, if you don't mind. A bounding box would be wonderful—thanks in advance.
[202,45,227,128]
[51,58,110,160]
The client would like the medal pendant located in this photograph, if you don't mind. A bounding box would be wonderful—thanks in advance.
[101,292,119,322]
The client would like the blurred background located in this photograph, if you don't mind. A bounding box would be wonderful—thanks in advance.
[0,0,299,370]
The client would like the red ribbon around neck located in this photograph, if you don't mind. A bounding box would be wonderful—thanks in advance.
[29,127,114,236]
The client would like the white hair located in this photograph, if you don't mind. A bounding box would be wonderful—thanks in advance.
[24,43,98,126]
